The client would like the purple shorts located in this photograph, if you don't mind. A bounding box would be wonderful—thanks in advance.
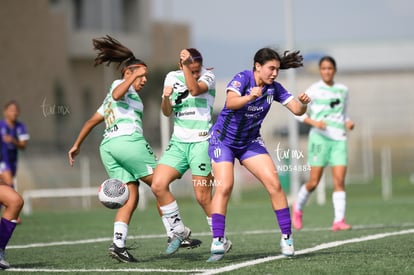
[3,162,17,176]
[208,135,269,163]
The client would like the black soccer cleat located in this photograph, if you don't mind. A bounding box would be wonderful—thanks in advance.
[108,243,138,263]
[167,236,202,249]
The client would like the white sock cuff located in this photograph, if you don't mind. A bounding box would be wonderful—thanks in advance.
[160,200,179,216]
[206,216,212,231]
[114,221,128,228]
[332,191,346,200]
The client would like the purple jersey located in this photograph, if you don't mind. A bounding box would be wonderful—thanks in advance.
[211,70,293,147]
[0,119,29,175]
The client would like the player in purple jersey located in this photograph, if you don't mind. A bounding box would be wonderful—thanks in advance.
[0,101,30,190]
[0,138,24,269]
[206,48,311,262]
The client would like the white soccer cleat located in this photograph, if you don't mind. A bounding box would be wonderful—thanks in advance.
[207,237,232,262]
[0,249,10,269]
[165,226,191,254]
[280,234,295,257]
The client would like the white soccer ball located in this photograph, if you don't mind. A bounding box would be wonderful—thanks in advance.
[98,179,129,209]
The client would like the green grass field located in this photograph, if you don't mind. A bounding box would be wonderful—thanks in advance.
[4,178,414,274]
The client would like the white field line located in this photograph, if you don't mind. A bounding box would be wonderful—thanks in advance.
[7,268,208,273]
[8,222,414,249]
[5,225,414,273]
[199,228,414,275]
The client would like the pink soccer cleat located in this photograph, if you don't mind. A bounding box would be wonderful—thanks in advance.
[332,219,352,231]
[292,204,303,230]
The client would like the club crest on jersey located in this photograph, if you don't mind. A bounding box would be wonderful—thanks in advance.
[230,80,241,89]
[213,147,222,159]
[267,94,273,104]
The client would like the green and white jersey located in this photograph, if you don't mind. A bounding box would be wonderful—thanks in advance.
[97,79,144,140]
[164,68,216,142]
[299,80,349,141]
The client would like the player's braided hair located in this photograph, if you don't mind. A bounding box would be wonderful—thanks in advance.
[92,35,146,73]
[253,47,303,70]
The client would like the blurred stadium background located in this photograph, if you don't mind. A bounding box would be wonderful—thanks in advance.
[0,0,413,214]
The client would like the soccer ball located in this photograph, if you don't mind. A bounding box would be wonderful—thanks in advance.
[98,179,129,209]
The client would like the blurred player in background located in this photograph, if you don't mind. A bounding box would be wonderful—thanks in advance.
[151,48,228,254]
[207,47,310,262]
[0,100,29,224]
[0,100,30,191]
[0,138,24,270]
[293,56,355,231]
[68,35,156,263]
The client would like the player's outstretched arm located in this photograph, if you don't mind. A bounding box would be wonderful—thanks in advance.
[68,112,104,166]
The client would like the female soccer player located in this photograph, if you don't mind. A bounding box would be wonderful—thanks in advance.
[207,47,310,262]
[292,56,355,231]
[0,100,30,190]
[0,144,24,269]
[68,35,157,263]
[151,48,230,254]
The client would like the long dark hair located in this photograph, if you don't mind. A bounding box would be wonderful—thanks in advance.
[253,48,303,70]
[92,35,147,75]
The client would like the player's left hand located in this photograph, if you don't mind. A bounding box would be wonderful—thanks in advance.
[346,120,355,130]
[298,93,311,105]
[180,49,193,65]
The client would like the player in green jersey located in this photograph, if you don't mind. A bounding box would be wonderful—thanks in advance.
[293,56,355,231]
[68,35,156,263]
[151,48,231,255]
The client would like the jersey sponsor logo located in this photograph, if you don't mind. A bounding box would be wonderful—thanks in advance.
[198,131,208,137]
[230,80,241,89]
[330,98,341,108]
[176,110,196,117]
[244,113,261,119]
[198,163,206,171]
[247,105,264,112]
[175,89,189,105]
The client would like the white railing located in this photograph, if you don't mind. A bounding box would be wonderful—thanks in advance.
[22,187,98,215]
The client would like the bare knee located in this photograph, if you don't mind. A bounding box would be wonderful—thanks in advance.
[150,178,168,197]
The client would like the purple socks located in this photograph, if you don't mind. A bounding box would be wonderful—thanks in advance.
[212,209,291,238]
[211,213,226,238]
[0,217,17,250]
[275,208,292,235]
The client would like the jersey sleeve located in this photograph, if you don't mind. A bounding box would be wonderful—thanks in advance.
[96,103,105,116]
[109,79,124,94]
[226,71,249,96]
[0,122,6,138]
[163,71,176,88]
[199,69,215,90]
[274,82,294,105]
[16,123,30,141]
